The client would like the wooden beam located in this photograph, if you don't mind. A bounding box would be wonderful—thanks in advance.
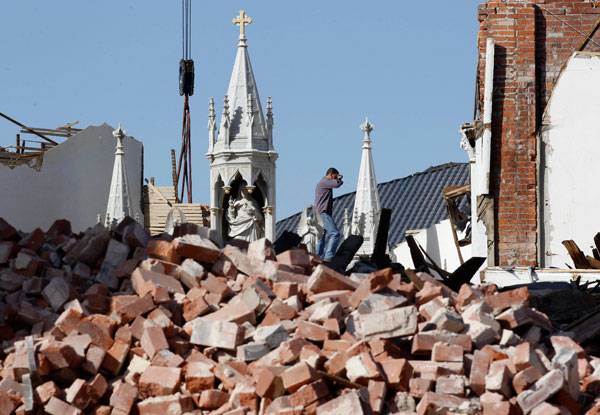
[443,184,471,199]
[586,256,600,270]
[562,240,593,269]
[0,112,58,145]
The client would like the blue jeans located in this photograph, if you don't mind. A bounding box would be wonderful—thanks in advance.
[316,212,341,260]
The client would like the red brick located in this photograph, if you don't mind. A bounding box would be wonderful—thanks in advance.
[345,352,382,385]
[297,320,336,342]
[409,378,433,398]
[367,380,386,414]
[139,366,182,398]
[307,265,358,293]
[412,330,472,355]
[255,367,285,399]
[432,342,464,362]
[315,390,364,415]
[470,348,494,396]
[281,361,320,393]
[324,351,349,377]
[146,239,179,263]
[81,344,106,375]
[109,381,138,414]
[137,394,194,415]
[512,366,543,394]
[45,396,82,415]
[172,234,220,263]
[182,296,210,321]
[131,267,184,297]
[101,341,129,376]
[185,362,215,393]
[198,389,229,409]
[436,375,465,396]
[201,273,233,302]
[455,284,484,310]
[0,241,17,264]
[416,392,470,415]
[380,358,413,391]
[276,248,311,269]
[35,381,61,404]
[485,287,530,313]
[141,326,169,359]
[272,282,299,299]
[65,379,93,410]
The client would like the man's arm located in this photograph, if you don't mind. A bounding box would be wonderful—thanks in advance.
[320,177,343,189]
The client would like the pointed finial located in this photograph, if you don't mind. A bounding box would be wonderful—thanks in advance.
[360,117,374,140]
[267,96,274,128]
[209,97,215,121]
[233,10,252,39]
[223,95,230,117]
[113,123,126,156]
[113,123,127,140]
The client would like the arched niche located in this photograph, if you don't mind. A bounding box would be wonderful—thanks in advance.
[221,174,265,241]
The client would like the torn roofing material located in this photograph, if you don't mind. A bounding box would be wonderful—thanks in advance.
[277,162,470,246]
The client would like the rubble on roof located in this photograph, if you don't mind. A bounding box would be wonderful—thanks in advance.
[1,216,600,414]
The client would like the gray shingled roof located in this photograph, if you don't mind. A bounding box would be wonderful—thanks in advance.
[276,162,470,246]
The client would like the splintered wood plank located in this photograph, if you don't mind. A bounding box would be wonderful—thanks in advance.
[562,240,593,269]
[586,256,600,270]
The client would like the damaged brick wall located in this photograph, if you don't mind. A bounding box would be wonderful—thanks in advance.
[477,0,600,266]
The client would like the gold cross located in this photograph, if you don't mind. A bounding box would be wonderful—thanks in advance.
[232,10,252,37]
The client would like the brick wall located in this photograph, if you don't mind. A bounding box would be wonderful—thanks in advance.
[477,0,600,266]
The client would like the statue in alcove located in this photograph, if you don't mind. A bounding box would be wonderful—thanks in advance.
[296,205,323,254]
[227,184,264,242]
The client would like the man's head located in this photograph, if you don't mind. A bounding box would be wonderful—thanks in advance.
[326,167,340,179]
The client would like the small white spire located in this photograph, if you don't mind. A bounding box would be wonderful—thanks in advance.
[267,96,274,150]
[352,117,381,256]
[105,123,132,230]
[208,97,216,153]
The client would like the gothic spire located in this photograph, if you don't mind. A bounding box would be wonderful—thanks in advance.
[105,124,132,229]
[215,10,267,149]
[352,117,381,255]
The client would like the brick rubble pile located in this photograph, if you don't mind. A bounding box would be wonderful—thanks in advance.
[0,217,600,415]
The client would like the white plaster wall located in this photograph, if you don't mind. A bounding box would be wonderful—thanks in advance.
[542,53,600,268]
[0,123,143,233]
[392,219,472,273]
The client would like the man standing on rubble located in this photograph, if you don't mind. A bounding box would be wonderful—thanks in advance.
[314,167,343,261]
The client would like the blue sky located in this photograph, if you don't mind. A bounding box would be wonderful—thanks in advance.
[0,1,481,220]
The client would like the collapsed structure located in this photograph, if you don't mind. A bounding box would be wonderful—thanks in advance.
[0,217,599,414]
[462,0,600,272]
[0,123,144,233]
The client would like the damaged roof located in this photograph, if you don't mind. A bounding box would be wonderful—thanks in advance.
[276,162,470,246]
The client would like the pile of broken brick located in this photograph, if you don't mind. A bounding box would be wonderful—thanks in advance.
[0,216,600,415]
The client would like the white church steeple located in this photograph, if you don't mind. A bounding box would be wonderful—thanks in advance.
[212,10,270,152]
[351,117,381,256]
[105,123,132,229]
[207,10,278,242]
